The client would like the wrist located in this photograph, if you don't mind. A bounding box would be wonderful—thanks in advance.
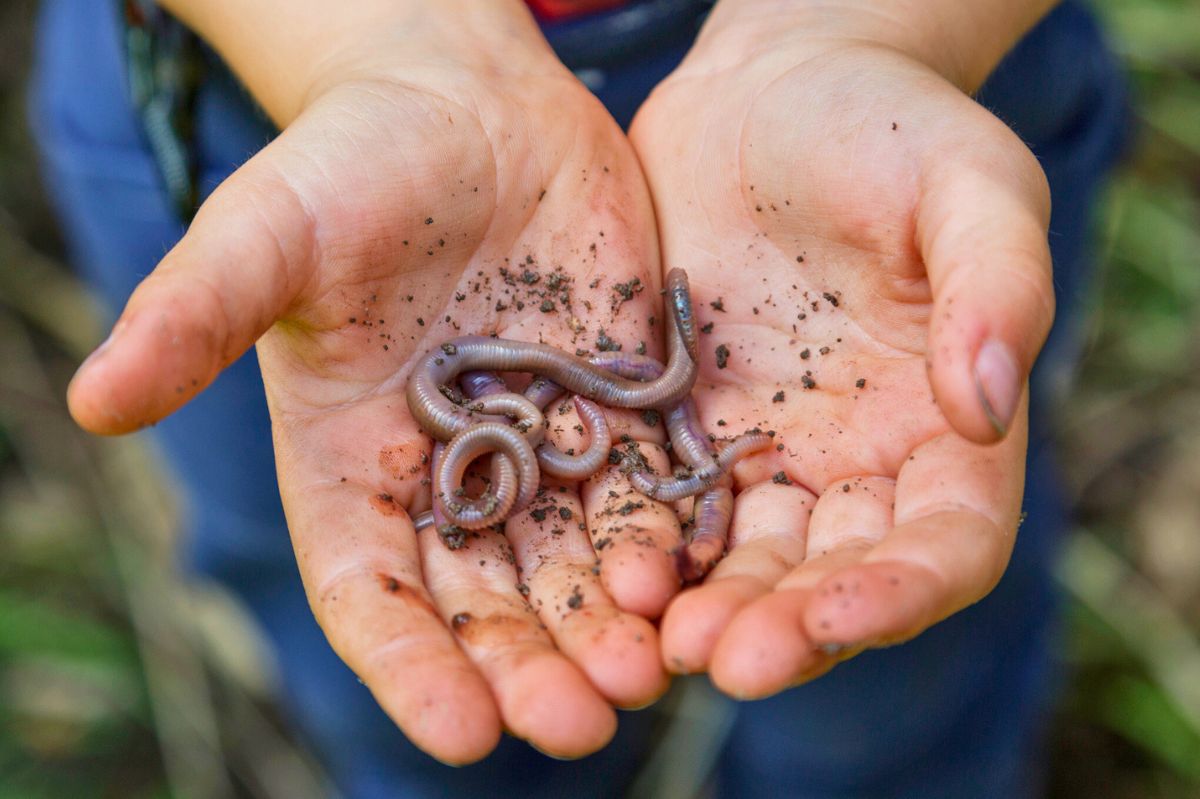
[159,0,563,125]
[686,0,1057,92]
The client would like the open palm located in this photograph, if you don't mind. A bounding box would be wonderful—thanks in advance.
[68,70,683,761]
[631,41,1054,697]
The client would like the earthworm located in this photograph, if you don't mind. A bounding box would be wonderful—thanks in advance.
[413,445,478,549]
[660,389,738,581]
[680,486,734,582]
[465,393,547,446]
[535,396,612,479]
[460,372,613,480]
[459,370,507,399]
[588,350,755,577]
[429,392,544,521]
[412,442,447,533]
[409,268,754,577]
[587,351,760,485]
[628,431,774,503]
[524,375,564,409]
[406,268,698,443]
[436,423,538,529]
[664,395,718,471]
[664,265,700,363]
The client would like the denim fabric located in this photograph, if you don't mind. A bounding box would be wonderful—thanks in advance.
[29,1,1127,796]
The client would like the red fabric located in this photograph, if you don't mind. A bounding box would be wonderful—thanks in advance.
[526,0,628,21]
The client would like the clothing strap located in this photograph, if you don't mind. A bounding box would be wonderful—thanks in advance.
[118,0,203,221]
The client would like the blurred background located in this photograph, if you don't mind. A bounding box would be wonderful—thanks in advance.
[1,1,1198,797]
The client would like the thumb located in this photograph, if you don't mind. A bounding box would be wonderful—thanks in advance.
[68,152,317,434]
[917,149,1054,444]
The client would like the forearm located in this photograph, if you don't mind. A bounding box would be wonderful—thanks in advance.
[157,0,557,125]
[694,0,1060,92]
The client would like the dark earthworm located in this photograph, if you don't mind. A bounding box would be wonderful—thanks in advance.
[436,423,537,529]
[664,267,701,363]
[412,510,434,531]
[459,370,507,399]
[629,431,774,503]
[524,375,564,409]
[680,486,734,582]
[406,268,698,443]
[588,351,665,382]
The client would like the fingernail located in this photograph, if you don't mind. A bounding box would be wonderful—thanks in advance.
[973,338,1020,437]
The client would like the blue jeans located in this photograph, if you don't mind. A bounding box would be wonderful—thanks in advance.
[30,2,1126,796]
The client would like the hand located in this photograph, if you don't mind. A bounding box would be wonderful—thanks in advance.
[67,6,678,762]
[630,17,1053,696]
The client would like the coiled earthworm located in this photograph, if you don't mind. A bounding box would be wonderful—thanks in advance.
[436,423,539,529]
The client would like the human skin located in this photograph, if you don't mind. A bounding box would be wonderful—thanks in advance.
[630,0,1059,696]
[66,0,680,763]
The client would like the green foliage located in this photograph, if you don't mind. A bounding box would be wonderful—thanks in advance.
[1050,2,1200,797]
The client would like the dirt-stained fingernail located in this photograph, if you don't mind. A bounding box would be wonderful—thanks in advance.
[973,338,1019,437]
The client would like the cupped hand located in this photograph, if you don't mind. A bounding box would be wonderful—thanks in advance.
[630,34,1053,697]
[66,39,680,761]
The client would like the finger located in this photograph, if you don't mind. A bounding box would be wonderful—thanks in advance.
[504,481,667,708]
[704,477,893,696]
[708,587,842,699]
[581,442,683,618]
[804,408,1027,649]
[419,524,618,758]
[284,478,501,765]
[789,476,896,571]
[918,139,1054,443]
[660,482,812,673]
[67,137,318,434]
